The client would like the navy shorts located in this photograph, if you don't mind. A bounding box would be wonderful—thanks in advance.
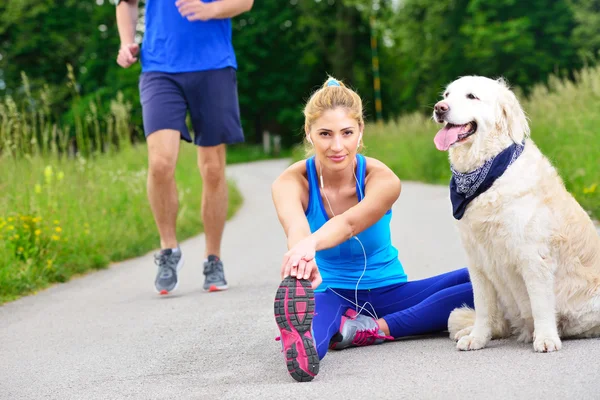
[138,67,245,147]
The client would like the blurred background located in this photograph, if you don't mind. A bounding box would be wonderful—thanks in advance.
[2,0,599,145]
[1,0,598,303]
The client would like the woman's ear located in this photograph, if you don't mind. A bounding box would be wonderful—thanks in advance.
[358,124,364,147]
[306,129,314,146]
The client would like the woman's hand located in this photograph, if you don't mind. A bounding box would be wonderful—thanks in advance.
[281,236,322,288]
[302,259,322,289]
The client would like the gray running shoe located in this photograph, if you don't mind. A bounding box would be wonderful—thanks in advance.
[203,255,228,292]
[154,248,184,295]
[329,309,393,350]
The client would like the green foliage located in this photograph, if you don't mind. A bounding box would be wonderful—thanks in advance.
[233,0,313,146]
[568,0,600,63]
[384,0,582,114]
[0,144,243,304]
[1,0,600,154]
[0,69,135,158]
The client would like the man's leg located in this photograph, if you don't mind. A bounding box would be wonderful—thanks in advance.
[139,71,191,294]
[197,144,227,259]
[147,130,181,249]
[183,67,245,292]
[147,130,185,294]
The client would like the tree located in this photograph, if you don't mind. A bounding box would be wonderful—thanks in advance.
[568,0,600,63]
[233,0,324,145]
[384,0,581,116]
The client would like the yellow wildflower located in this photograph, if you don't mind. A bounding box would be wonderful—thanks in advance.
[24,224,30,229]
[55,227,62,233]
[34,184,42,194]
[7,225,14,230]
[51,235,60,241]
[18,247,24,253]
[8,217,13,222]
[44,166,53,183]
[57,171,64,181]
[53,220,60,225]
[35,229,41,236]
[14,234,19,239]
[583,183,597,194]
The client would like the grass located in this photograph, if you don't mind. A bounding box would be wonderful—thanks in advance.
[0,143,261,304]
[294,65,600,221]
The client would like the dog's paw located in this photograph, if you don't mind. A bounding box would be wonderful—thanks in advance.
[533,335,562,353]
[453,326,473,341]
[456,335,488,351]
[516,328,534,343]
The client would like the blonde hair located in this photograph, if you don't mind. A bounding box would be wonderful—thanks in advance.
[303,76,365,154]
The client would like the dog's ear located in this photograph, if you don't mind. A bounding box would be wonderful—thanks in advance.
[496,79,530,143]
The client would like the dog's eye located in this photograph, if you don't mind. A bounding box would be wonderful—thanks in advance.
[467,93,478,100]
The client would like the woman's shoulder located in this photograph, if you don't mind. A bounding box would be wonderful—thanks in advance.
[272,159,310,207]
[362,155,391,172]
[362,155,401,185]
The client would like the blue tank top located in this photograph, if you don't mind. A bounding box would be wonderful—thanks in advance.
[141,0,237,73]
[305,155,408,292]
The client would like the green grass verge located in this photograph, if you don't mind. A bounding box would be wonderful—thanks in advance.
[294,66,600,221]
[0,143,279,304]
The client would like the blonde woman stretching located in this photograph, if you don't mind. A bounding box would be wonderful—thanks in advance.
[272,77,474,382]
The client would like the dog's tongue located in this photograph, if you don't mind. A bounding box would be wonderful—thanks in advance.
[434,124,467,151]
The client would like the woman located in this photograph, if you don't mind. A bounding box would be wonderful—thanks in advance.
[272,77,474,382]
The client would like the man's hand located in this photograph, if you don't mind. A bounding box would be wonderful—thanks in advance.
[116,43,139,68]
[176,0,219,21]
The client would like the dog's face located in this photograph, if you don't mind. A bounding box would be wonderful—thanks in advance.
[432,76,530,154]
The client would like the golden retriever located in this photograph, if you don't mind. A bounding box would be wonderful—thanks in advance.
[432,76,600,352]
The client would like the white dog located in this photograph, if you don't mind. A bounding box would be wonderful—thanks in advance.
[432,75,600,353]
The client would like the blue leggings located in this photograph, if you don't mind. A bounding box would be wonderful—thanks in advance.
[313,268,474,360]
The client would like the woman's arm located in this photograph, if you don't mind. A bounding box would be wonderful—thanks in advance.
[272,164,323,286]
[271,164,312,250]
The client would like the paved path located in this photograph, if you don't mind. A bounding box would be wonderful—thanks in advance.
[1,159,599,400]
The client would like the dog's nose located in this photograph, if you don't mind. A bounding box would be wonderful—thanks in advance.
[434,101,449,115]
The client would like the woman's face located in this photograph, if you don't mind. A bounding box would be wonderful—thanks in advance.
[306,108,363,171]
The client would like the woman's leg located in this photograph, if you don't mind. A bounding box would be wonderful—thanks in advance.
[312,288,355,359]
[370,268,474,337]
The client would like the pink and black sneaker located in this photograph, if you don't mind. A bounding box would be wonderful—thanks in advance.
[274,276,319,382]
[329,308,393,350]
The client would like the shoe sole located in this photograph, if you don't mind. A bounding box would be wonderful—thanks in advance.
[156,254,185,295]
[204,284,229,293]
[274,276,319,382]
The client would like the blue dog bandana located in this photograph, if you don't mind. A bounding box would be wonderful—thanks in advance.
[450,141,525,220]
